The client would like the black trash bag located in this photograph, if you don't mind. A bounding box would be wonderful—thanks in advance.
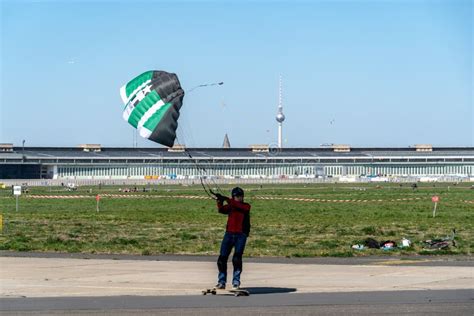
[363,238,380,249]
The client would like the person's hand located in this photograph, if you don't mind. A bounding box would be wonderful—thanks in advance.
[214,193,226,202]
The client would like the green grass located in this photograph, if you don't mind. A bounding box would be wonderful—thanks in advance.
[0,182,473,257]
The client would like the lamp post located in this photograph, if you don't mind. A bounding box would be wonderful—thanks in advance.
[22,140,26,162]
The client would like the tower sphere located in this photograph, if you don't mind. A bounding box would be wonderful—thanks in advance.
[276,112,285,123]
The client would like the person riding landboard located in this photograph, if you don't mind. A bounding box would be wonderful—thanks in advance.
[213,187,251,290]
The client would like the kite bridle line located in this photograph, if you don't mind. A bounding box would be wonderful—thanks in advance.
[188,150,225,197]
[174,134,224,200]
[185,151,217,199]
[179,81,225,199]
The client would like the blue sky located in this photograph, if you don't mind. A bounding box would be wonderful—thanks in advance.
[1,0,472,148]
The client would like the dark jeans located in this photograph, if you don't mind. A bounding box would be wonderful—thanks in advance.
[217,232,247,286]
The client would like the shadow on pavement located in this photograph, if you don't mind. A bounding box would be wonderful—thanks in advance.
[244,287,297,294]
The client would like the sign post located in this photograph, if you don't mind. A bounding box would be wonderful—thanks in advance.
[432,195,439,218]
[13,186,21,212]
[96,194,101,213]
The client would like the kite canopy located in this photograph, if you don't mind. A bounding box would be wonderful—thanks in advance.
[120,70,185,147]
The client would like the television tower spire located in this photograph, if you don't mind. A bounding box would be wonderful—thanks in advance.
[275,75,285,148]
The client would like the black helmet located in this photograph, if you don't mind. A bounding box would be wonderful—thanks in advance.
[231,187,244,197]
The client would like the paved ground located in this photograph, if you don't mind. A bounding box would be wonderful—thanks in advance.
[1,290,473,315]
[0,253,473,315]
[1,255,473,297]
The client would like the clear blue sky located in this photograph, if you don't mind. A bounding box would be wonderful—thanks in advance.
[1,0,472,148]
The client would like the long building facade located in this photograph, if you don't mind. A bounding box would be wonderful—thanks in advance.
[1,144,473,181]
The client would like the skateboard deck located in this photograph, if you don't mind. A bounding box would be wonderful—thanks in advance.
[202,287,250,296]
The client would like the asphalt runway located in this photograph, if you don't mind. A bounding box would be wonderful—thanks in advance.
[1,252,473,315]
[1,289,473,315]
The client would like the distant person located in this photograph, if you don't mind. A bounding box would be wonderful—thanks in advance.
[213,187,251,290]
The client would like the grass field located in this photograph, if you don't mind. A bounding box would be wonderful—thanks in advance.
[0,182,473,257]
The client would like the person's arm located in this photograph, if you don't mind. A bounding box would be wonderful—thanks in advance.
[228,199,251,213]
[216,194,230,214]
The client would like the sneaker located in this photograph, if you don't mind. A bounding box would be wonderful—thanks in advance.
[214,283,225,290]
[232,284,240,290]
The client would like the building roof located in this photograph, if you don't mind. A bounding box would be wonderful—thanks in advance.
[1,146,474,161]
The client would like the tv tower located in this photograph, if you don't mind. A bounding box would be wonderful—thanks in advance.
[275,75,285,148]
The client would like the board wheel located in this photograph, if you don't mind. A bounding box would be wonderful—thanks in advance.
[211,290,217,295]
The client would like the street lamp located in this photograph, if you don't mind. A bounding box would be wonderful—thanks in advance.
[22,140,26,162]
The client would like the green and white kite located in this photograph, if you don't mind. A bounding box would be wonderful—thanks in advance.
[120,70,185,147]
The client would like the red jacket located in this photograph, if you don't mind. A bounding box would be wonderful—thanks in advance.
[217,198,251,236]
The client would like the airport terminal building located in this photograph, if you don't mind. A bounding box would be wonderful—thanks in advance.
[1,144,473,182]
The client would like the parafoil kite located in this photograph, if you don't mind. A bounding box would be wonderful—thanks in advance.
[120,70,185,147]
